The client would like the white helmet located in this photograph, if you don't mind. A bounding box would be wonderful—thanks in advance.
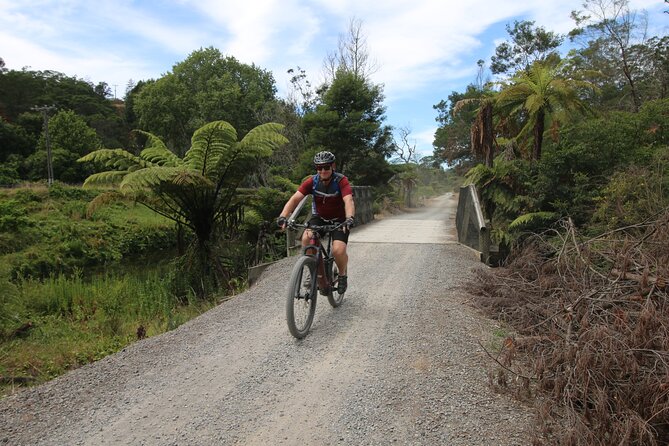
[313,151,336,164]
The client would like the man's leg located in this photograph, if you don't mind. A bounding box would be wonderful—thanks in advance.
[332,240,348,293]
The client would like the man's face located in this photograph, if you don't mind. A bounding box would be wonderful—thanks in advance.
[315,163,333,180]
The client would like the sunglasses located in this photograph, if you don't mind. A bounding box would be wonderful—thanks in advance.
[315,165,332,171]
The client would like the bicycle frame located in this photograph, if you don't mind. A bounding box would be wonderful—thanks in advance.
[290,220,342,291]
[301,227,334,290]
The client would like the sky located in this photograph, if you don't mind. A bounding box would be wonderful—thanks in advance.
[1,0,667,158]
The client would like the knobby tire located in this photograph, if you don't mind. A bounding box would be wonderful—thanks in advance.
[286,255,317,339]
[326,262,344,308]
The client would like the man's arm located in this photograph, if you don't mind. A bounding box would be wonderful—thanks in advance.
[343,194,355,219]
[280,190,306,219]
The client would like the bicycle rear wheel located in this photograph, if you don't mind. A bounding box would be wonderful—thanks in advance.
[286,255,317,339]
[326,262,344,308]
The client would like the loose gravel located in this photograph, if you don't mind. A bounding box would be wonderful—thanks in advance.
[0,203,534,445]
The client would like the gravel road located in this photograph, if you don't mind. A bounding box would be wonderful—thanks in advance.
[0,194,534,445]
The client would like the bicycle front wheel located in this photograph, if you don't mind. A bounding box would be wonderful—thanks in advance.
[326,262,344,308]
[286,255,317,339]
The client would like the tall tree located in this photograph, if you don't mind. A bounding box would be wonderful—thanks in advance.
[79,121,288,296]
[495,61,595,160]
[570,0,647,111]
[303,70,392,180]
[132,48,277,155]
[491,20,564,75]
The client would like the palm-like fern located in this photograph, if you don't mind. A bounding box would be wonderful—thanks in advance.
[495,61,596,160]
[78,120,288,295]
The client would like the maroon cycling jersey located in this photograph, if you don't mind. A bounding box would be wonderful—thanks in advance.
[298,173,352,220]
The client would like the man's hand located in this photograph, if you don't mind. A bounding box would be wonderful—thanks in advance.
[343,216,355,232]
[276,216,287,230]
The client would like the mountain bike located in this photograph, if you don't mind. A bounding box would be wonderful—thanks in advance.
[285,219,345,339]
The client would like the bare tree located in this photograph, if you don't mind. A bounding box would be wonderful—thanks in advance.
[323,17,379,82]
[391,126,420,164]
[286,66,317,116]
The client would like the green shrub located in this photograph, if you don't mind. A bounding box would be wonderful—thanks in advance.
[0,200,31,232]
[593,149,669,230]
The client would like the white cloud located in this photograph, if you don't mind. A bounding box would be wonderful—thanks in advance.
[1,0,666,154]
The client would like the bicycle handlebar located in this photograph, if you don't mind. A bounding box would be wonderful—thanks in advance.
[287,220,345,232]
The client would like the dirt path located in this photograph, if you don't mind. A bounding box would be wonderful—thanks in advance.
[0,194,533,445]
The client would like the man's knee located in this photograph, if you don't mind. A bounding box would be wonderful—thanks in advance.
[332,241,347,257]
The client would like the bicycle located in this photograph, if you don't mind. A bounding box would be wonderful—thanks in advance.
[285,219,346,338]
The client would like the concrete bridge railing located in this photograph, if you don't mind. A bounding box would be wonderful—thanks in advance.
[455,184,491,264]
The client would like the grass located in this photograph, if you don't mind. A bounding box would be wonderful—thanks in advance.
[0,183,215,396]
[0,268,217,396]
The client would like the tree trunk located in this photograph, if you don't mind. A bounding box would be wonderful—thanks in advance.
[533,108,545,160]
[482,103,494,167]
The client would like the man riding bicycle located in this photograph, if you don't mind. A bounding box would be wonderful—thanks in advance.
[277,151,355,294]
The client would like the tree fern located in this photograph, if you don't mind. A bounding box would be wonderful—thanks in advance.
[78,120,288,297]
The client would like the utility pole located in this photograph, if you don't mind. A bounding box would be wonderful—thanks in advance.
[31,105,57,186]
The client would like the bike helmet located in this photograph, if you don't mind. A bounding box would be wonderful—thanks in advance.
[313,151,336,165]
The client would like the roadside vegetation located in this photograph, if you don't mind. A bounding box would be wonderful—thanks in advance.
[429,0,669,443]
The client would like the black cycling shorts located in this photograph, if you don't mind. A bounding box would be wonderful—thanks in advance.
[308,216,349,244]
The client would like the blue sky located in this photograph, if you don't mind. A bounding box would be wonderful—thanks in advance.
[1,0,667,157]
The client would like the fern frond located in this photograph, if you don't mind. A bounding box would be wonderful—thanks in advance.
[184,121,237,174]
[171,169,214,188]
[82,171,129,188]
[135,130,183,167]
[509,212,559,230]
[119,166,214,192]
[464,164,493,186]
[78,148,152,170]
[238,123,288,158]
[119,167,181,191]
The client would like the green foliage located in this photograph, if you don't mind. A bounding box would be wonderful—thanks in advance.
[132,48,278,154]
[0,69,126,165]
[508,211,559,230]
[0,185,176,280]
[0,118,35,162]
[531,99,669,225]
[491,20,564,75]
[433,89,479,167]
[495,61,595,160]
[0,199,31,233]
[592,149,669,230]
[303,70,392,182]
[23,110,101,183]
[0,161,20,186]
[79,120,288,296]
